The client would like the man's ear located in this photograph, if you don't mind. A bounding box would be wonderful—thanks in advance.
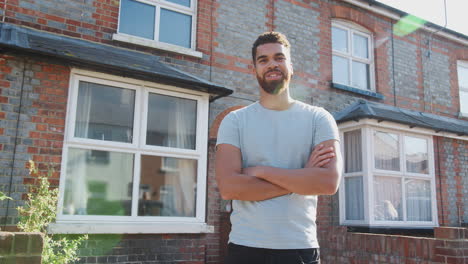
[290,62,294,75]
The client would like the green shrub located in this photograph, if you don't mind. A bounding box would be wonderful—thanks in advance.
[17,160,88,264]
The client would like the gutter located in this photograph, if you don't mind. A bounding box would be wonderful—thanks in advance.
[341,0,468,46]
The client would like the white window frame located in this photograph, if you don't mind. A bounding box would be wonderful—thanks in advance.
[113,0,202,58]
[457,60,468,116]
[338,120,438,228]
[50,69,212,234]
[332,20,375,91]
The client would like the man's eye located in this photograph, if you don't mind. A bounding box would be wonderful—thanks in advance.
[277,57,285,61]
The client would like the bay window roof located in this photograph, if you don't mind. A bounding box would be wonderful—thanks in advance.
[0,23,232,101]
[334,100,468,136]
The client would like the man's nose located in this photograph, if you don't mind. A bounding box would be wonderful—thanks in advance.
[267,60,279,69]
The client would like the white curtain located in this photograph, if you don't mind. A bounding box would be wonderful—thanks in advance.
[374,176,401,221]
[64,149,88,215]
[163,99,196,217]
[374,131,400,171]
[406,179,432,221]
[345,176,364,220]
[75,82,92,138]
[344,130,362,173]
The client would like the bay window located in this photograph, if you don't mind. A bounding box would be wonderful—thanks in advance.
[340,125,437,227]
[54,70,210,233]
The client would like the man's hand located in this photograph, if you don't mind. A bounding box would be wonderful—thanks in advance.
[306,144,335,168]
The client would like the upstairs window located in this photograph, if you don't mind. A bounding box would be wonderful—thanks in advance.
[118,0,196,49]
[332,21,374,91]
[340,125,437,228]
[457,61,468,115]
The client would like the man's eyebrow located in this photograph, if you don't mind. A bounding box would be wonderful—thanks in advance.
[256,53,286,61]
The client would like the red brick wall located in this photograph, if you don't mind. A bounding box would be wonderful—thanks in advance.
[319,226,468,264]
[0,232,43,264]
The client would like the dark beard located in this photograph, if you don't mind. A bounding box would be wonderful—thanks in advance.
[257,74,286,95]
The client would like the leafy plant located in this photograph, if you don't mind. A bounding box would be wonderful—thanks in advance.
[17,160,88,264]
[0,191,12,201]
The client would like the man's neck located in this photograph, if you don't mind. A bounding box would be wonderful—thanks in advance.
[259,87,295,111]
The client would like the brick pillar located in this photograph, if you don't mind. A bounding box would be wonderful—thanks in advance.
[0,232,44,264]
[434,227,468,263]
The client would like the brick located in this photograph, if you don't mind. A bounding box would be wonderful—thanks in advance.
[0,232,14,255]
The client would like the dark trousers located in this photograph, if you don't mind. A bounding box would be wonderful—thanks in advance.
[225,243,320,264]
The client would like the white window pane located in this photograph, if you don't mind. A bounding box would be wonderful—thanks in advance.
[119,0,156,40]
[75,81,135,143]
[332,55,349,85]
[405,179,432,221]
[344,130,362,173]
[460,91,468,113]
[166,0,190,7]
[139,155,197,217]
[332,27,348,53]
[405,136,428,174]
[62,148,134,216]
[374,131,400,171]
[374,176,402,221]
[352,61,370,90]
[353,34,369,59]
[146,93,197,149]
[159,9,191,48]
[345,176,364,220]
[458,65,468,88]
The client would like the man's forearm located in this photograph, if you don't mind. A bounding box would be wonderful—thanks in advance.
[252,166,340,195]
[217,172,290,201]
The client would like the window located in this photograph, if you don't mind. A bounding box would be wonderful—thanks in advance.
[458,61,468,115]
[114,0,201,57]
[332,21,374,91]
[55,70,210,233]
[339,125,437,227]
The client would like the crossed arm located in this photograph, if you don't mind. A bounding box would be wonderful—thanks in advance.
[215,139,343,201]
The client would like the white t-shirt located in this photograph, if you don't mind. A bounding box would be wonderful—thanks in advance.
[216,101,340,249]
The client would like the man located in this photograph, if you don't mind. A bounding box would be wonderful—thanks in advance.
[215,32,342,264]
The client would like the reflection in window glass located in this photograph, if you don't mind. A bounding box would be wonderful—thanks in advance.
[146,93,197,149]
[139,155,197,217]
[406,179,432,221]
[159,9,191,48]
[374,131,400,171]
[119,0,156,40]
[345,176,364,220]
[75,81,135,143]
[166,0,190,7]
[374,176,402,221]
[332,55,349,85]
[405,136,428,174]
[458,64,468,87]
[332,27,348,53]
[461,91,468,114]
[352,61,370,90]
[353,34,368,58]
[62,148,134,216]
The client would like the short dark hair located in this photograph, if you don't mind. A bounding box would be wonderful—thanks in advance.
[252,32,291,63]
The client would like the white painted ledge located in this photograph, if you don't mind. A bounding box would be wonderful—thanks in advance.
[48,222,214,234]
[112,33,203,58]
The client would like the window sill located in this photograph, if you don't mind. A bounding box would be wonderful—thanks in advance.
[332,83,384,100]
[112,33,203,59]
[48,222,214,234]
